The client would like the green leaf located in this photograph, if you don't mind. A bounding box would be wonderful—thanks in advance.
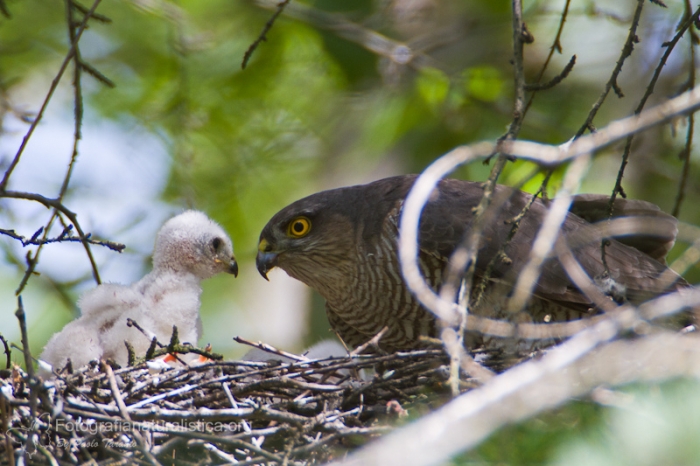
[463,65,504,102]
[416,67,450,108]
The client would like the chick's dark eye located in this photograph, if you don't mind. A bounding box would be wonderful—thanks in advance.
[287,217,311,238]
[211,237,222,252]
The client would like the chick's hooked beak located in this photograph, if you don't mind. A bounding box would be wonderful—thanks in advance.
[256,238,278,281]
[228,257,239,277]
[217,255,238,277]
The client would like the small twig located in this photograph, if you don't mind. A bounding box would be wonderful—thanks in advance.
[0,226,125,252]
[71,0,111,22]
[128,383,198,410]
[104,363,162,465]
[234,336,308,362]
[242,0,291,69]
[14,297,34,378]
[0,0,10,18]
[14,296,41,457]
[64,0,85,204]
[201,442,239,463]
[575,0,646,138]
[441,327,494,393]
[349,327,389,356]
[222,381,237,408]
[603,3,700,272]
[1,190,104,293]
[145,337,158,361]
[522,0,572,117]
[150,344,223,362]
[672,110,694,218]
[0,0,102,189]
[524,55,576,91]
[506,154,592,314]
[125,341,136,366]
[471,170,552,308]
[672,2,698,217]
[35,440,60,466]
[127,317,158,343]
[448,0,532,355]
[126,320,220,363]
[79,61,116,87]
[510,0,527,131]
[252,0,437,70]
[1,0,106,295]
[0,334,10,369]
[166,325,180,353]
[0,397,15,465]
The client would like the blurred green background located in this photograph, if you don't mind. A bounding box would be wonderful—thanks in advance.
[0,0,699,462]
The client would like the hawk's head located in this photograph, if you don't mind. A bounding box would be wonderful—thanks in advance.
[256,177,414,291]
[256,191,358,290]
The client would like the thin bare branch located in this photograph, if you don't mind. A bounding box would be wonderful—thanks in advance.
[524,54,576,91]
[253,0,437,69]
[242,0,291,69]
[0,334,10,369]
[609,3,700,208]
[575,0,646,138]
[0,225,125,252]
[2,190,103,293]
[0,0,103,190]
[672,2,698,217]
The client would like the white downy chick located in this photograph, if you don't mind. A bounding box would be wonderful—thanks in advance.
[39,211,237,375]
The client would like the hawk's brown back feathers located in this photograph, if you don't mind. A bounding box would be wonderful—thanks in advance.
[257,175,687,351]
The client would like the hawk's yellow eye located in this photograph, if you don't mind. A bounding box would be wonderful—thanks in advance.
[287,217,311,238]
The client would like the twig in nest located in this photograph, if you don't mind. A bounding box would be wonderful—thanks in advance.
[149,343,223,362]
[126,320,222,363]
[2,345,459,463]
[103,362,162,465]
[125,341,136,366]
[14,297,34,379]
[126,319,174,363]
[145,336,158,361]
[13,296,43,458]
[166,325,180,352]
[234,336,308,362]
[0,334,10,370]
[126,317,156,342]
[441,328,495,387]
[350,326,389,356]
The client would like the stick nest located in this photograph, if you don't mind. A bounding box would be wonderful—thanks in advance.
[0,342,517,465]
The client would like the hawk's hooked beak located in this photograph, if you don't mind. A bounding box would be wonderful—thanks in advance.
[256,239,277,281]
